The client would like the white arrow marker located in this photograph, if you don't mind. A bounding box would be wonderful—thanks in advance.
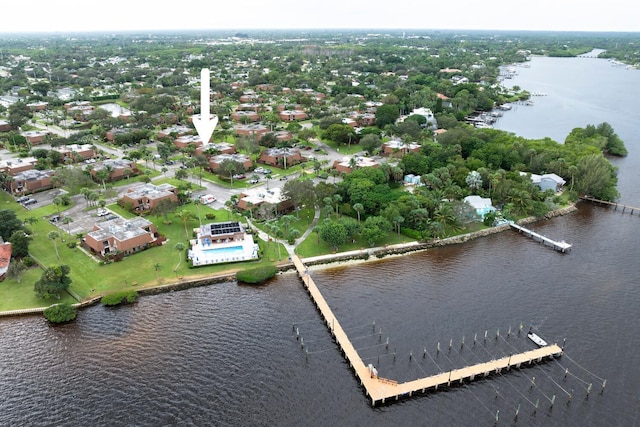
[192,68,218,145]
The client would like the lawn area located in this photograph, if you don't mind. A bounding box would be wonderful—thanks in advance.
[0,191,280,311]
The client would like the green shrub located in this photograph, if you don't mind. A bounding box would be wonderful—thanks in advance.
[101,290,138,306]
[66,241,77,249]
[22,256,35,267]
[236,266,278,284]
[205,213,216,220]
[43,303,77,323]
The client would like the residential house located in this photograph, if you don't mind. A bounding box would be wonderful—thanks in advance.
[53,144,97,162]
[83,217,159,258]
[258,147,303,167]
[237,187,293,216]
[235,123,268,138]
[21,130,51,145]
[209,153,253,172]
[90,159,138,182]
[174,135,204,149]
[277,109,307,121]
[231,111,260,122]
[9,169,54,194]
[463,195,496,220]
[0,157,38,175]
[121,183,178,211]
[0,120,11,132]
[157,124,192,139]
[381,140,421,157]
[523,172,566,193]
[332,156,380,174]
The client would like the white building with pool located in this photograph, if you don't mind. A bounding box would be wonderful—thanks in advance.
[188,221,259,266]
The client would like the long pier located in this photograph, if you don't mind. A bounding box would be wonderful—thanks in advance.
[291,255,563,406]
[580,196,640,215]
[509,222,572,253]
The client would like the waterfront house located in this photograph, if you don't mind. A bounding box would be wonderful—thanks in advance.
[521,172,566,193]
[463,195,496,220]
[237,187,293,217]
[83,217,159,258]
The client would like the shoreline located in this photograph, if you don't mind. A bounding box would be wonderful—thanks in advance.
[0,204,578,318]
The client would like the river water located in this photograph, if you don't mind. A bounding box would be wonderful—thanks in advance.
[1,54,639,426]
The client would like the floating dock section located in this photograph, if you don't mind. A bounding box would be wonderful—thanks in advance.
[291,255,563,406]
[509,222,572,253]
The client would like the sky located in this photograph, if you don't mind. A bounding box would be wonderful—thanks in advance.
[2,0,638,34]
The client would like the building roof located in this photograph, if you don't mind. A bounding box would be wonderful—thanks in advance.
[13,169,54,181]
[125,183,176,200]
[87,217,154,243]
[200,221,243,237]
[464,195,494,210]
[240,187,286,206]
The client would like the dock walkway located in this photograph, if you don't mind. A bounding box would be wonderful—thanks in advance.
[580,196,640,215]
[292,255,563,406]
[509,222,572,253]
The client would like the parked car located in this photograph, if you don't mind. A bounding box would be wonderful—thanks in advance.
[22,198,37,206]
[16,196,30,203]
[104,214,118,221]
[97,208,109,216]
[279,176,288,181]
[233,174,246,180]
[249,178,260,184]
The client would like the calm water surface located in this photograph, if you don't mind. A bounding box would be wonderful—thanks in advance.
[1,54,639,426]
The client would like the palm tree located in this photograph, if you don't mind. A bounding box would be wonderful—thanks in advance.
[174,242,185,273]
[353,203,364,223]
[176,209,196,239]
[48,231,61,259]
[62,216,74,237]
[153,262,161,281]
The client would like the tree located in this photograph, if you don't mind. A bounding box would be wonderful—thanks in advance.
[375,104,400,129]
[318,220,348,251]
[353,203,364,223]
[62,216,74,237]
[176,209,196,239]
[282,179,316,218]
[153,262,162,281]
[362,216,392,247]
[10,230,31,258]
[34,265,72,299]
[0,210,24,242]
[48,231,61,259]
[174,242,185,273]
[465,170,483,193]
[574,154,619,201]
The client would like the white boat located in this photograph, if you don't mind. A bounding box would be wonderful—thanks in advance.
[528,332,548,347]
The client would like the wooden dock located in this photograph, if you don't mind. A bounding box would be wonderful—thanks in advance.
[292,255,563,406]
[509,222,572,253]
[580,196,640,215]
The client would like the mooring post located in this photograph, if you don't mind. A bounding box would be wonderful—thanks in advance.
[530,376,535,389]
[296,327,299,340]
[519,322,523,336]
[484,330,488,342]
[437,342,440,354]
[305,348,308,361]
[494,410,499,425]
[515,403,520,420]
[496,328,500,340]
[601,379,607,394]
[449,338,453,352]
[423,347,427,358]
[386,337,389,349]
[508,326,511,338]
[409,350,413,360]
[534,399,539,412]
[564,368,569,381]
[372,319,376,331]
[461,335,465,348]
[550,394,556,407]
[586,383,592,398]
[379,328,382,342]
[568,389,573,404]
[474,333,477,346]
[300,337,304,348]
[562,338,566,350]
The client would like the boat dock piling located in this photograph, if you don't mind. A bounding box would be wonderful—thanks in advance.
[291,255,563,406]
[509,222,572,253]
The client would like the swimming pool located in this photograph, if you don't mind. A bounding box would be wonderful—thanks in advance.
[203,245,245,258]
